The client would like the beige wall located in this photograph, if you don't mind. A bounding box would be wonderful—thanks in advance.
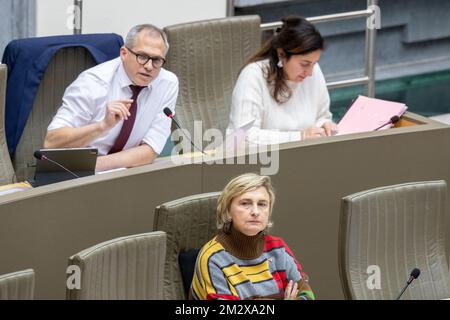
[36,0,227,37]
[36,0,73,36]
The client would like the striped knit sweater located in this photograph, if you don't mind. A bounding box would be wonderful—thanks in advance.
[190,227,314,300]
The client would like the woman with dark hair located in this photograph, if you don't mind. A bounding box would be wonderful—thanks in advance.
[227,16,337,144]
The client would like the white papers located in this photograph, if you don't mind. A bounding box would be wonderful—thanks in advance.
[0,182,33,196]
[96,167,127,175]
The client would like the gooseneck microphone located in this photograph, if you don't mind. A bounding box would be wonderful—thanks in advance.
[374,115,401,131]
[396,268,421,300]
[33,150,80,178]
[163,108,206,155]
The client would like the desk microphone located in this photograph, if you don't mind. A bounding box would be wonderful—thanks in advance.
[33,150,80,178]
[396,268,421,300]
[163,108,206,155]
[374,115,400,131]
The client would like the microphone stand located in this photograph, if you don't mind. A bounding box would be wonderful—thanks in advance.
[164,110,206,155]
[43,156,80,178]
[396,276,416,300]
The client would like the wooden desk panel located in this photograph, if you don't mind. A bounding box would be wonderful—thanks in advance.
[201,114,450,300]
[0,162,202,299]
[0,112,449,299]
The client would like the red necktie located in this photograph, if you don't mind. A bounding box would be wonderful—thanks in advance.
[108,85,145,154]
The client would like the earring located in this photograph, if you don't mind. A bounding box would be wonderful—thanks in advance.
[277,59,283,68]
[222,213,232,233]
[223,220,232,233]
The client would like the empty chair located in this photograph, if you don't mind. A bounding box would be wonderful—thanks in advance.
[0,269,35,300]
[0,64,15,185]
[163,16,261,147]
[13,47,96,181]
[66,231,166,300]
[154,192,221,299]
[339,180,450,299]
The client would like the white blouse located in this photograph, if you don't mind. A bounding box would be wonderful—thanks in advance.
[227,59,332,144]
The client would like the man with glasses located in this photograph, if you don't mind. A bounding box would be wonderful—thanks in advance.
[44,24,178,172]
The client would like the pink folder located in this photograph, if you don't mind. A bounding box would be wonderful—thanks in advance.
[337,95,408,135]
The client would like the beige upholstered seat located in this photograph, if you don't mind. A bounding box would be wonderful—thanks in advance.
[163,16,261,147]
[66,231,166,300]
[0,64,15,185]
[0,269,35,300]
[154,192,221,299]
[339,180,450,300]
[12,48,96,182]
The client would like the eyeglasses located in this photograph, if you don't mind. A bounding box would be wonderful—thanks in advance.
[126,47,166,68]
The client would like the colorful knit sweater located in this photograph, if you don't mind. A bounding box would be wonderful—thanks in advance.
[190,227,314,300]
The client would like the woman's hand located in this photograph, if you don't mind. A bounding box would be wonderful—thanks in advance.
[301,127,325,140]
[321,121,339,136]
[284,280,299,300]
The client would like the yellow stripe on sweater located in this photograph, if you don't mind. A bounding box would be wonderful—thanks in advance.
[195,238,224,299]
[224,260,272,286]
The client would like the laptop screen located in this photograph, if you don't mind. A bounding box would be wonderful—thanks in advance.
[33,148,98,187]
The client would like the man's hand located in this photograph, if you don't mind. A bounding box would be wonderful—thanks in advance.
[101,99,133,131]
[44,99,134,149]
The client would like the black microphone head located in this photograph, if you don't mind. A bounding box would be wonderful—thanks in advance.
[410,268,420,279]
[390,115,400,124]
[34,150,44,160]
[163,107,173,117]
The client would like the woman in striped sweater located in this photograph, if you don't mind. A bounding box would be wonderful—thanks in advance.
[190,173,315,300]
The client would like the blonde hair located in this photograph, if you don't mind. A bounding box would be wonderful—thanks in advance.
[217,173,276,230]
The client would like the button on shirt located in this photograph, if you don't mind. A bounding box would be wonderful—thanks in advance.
[47,57,179,155]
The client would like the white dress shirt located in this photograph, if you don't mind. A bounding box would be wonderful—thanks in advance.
[48,57,178,155]
[227,59,332,145]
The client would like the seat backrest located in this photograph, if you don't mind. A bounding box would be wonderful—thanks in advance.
[339,180,450,300]
[0,269,34,300]
[0,64,15,185]
[66,231,166,300]
[12,47,96,182]
[154,192,221,300]
[163,15,261,146]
